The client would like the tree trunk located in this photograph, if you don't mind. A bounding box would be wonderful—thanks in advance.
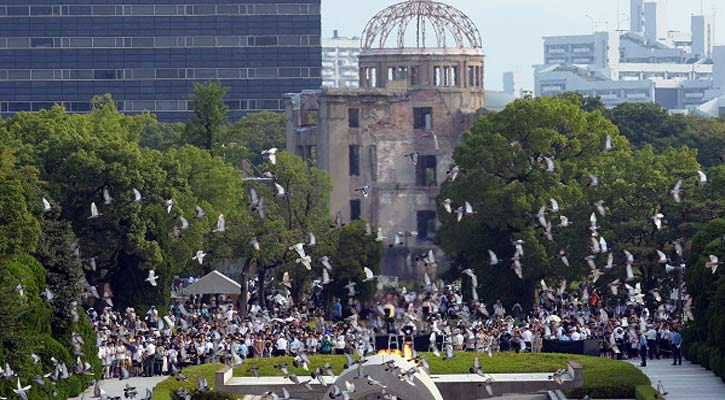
[257,267,267,309]
[205,117,213,152]
[524,278,537,312]
[239,259,252,317]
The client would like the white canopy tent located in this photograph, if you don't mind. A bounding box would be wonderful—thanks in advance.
[181,270,241,296]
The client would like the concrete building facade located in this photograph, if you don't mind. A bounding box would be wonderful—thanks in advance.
[321,31,360,89]
[0,0,322,121]
[285,0,485,277]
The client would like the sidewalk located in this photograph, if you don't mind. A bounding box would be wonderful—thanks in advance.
[629,358,725,400]
[69,376,168,400]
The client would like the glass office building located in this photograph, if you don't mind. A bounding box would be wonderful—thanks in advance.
[0,1,321,121]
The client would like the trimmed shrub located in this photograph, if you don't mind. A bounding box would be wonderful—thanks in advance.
[192,392,237,400]
[698,345,713,370]
[709,349,721,378]
[686,341,701,362]
[635,384,657,400]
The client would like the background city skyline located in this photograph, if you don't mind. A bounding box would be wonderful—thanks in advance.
[322,0,725,91]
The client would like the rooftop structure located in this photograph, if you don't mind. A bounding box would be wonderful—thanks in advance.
[361,0,482,49]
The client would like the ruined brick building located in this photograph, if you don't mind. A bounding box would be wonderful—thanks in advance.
[285,0,486,278]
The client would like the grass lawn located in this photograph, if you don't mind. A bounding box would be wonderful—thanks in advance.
[152,352,653,400]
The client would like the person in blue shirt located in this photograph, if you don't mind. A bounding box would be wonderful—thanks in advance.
[639,331,649,367]
[331,298,342,322]
[671,327,683,366]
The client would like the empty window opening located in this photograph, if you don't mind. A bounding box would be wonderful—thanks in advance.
[350,200,362,221]
[434,66,442,86]
[416,155,437,187]
[349,145,360,176]
[348,108,360,128]
[413,107,433,130]
[417,210,437,241]
[410,66,419,85]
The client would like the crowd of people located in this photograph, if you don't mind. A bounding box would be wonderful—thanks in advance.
[89,281,687,379]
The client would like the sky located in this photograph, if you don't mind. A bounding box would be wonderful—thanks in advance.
[322,0,725,91]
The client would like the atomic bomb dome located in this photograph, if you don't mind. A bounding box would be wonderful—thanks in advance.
[362,0,483,49]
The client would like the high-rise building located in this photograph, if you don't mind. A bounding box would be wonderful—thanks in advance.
[503,72,522,99]
[535,0,716,113]
[630,0,645,33]
[322,31,360,89]
[691,15,714,59]
[643,0,667,43]
[0,1,322,121]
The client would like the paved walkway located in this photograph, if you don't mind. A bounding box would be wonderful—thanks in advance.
[69,376,167,400]
[629,358,725,400]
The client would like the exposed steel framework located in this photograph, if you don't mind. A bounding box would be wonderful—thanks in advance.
[361,0,482,49]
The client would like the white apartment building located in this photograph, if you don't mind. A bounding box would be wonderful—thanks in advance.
[535,0,718,113]
[322,31,361,89]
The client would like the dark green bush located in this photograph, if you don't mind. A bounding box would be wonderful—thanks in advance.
[192,391,236,400]
[635,384,657,400]
[698,345,713,370]
[686,341,701,362]
[709,349,721,378]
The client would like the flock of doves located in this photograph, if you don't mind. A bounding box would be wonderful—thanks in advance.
[438,135,719,312]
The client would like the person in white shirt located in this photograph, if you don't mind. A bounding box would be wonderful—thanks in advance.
[521,327,533,351]
[334,334,346,355]
[143,340,156,377]
[274,336,288,357]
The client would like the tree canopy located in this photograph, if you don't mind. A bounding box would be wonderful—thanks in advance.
[438,95,719,308]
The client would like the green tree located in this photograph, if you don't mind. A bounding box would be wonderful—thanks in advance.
[139,118,184,152]
[0,145,40,258]
[223,111,286,165]
[243,151,333,307]
[684,218,725,379]
[184,81,230,152]
[605,103,725,168]
[35,208,84,336]
[438,96,626,306]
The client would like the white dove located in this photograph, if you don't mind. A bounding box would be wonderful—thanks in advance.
[442,199,452,214]
[213,214,226,232]
[102,188,113,205]
[165,199,175,213]
[145,270,158,287]
[705,255,720,274]
[670,180,682,203]
[88,202,101,219]
[363,267,376,282]
[550,198,560,213]
[652,213,664,230]
[697,170,707,185]
[488,250,499,266]
[262,147,278,164]
[192,250,207,265]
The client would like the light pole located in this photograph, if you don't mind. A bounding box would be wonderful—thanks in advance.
[585,14,595,33]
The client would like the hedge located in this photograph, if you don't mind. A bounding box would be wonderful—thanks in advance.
[0,254,101,400]
[635,384,658,400]
[154,353,651,400]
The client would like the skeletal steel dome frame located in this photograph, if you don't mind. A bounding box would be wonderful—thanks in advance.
[362,0,482,49]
